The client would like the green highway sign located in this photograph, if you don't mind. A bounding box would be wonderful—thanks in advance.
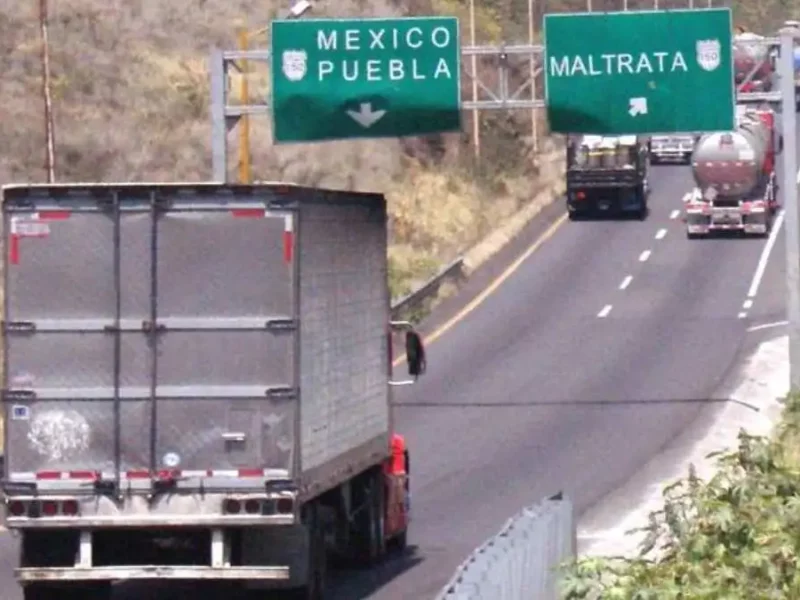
[543,8,734,135]
[270,17,461,143]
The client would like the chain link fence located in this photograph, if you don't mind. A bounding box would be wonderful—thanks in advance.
[435,493,575,600]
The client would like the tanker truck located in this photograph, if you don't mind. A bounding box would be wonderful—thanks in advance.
[733,31,776,94]
[684,104,780,239]
[0,182,427,600]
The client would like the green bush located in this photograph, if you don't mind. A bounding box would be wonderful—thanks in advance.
[561,392,800,600]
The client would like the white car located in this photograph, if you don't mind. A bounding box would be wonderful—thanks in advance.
[649,135,697,165]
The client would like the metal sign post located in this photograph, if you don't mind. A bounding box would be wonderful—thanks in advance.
[780,26,800,390]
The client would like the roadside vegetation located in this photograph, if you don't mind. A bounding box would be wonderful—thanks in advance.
[561,391,800,599]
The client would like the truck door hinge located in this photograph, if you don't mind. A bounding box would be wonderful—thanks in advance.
[266,386,297,401]
[265,318,297,332]
[3,389,37,401]
[3,321,36,334]
[141,321,167,333]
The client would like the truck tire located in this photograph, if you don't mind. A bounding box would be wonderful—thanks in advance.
[354,469,386,566]
[634,189,648,221]
[23,583,110,600]
[389,529,408,552]
[284,502,327,600]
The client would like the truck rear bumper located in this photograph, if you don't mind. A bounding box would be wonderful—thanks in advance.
[17,565,290,582]
[567,187,644,215]
[686,219,768,235]
[651,150,690,161]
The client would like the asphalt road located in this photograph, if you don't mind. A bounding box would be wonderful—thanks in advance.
[0,136,794,598]
[327,133,797,596]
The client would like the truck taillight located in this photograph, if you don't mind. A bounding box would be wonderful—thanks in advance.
[6,499,80,518]
[7,501,25,517]
[41,501,58,516]
[223,496,294,515]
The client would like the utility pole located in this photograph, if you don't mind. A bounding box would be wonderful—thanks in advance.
[469,0,480,159]
[237,27,252,184]
[39,0,56,182]
[780,25,800,389]
[528,0,537,153]
[234,1,312,183]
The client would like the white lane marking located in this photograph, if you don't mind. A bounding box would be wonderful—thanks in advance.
[743,299,754,310]
[669,210,680,220]
[619,275,633,290]
[745,210,785,299]
[655,228,667,240]
[748,320,788,332]
[597,304,613,318]
[638,250,651,262]
[738,312,748,319]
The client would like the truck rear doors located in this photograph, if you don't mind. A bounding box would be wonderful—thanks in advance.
[2,184,298,491]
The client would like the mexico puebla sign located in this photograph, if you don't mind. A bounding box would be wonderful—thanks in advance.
[270,17,462,143]
[543,8,734,135]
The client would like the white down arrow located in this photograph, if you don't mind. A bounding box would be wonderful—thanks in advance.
[346,103,387,128]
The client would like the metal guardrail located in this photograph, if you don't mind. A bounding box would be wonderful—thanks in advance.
[435,493,576,600]
[390,256,466,319]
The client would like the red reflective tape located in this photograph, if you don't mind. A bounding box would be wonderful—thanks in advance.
[283,214,293,264]
[69,470,99,480]
[125,470,150,479]
[237,468,264,477]
[9,234,19,265]
[283,232,293,264]
[38,210,70,220]
[156,469,180,480]
[231,208,265,218]
[36,471,62,480]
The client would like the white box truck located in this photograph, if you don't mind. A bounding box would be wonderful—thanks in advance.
[0,182,427,600]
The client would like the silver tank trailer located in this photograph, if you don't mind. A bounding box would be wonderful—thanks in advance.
[691,111,771,199]
[733,32,774,86]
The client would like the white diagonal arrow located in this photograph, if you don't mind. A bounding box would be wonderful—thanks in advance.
[346,102,387,128]
[628,97,648,117]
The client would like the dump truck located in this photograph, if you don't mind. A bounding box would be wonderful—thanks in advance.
[684,104,780,238]
[566,134,650,220]
[1,182,427,600]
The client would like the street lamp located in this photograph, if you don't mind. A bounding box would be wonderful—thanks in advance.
[237,2,313,183]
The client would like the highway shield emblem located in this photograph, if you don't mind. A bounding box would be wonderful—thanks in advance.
[696,39,721,72]
[281,50,307,82]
